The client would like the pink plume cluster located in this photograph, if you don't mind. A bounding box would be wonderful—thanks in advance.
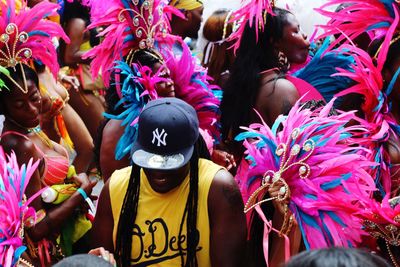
[229,0,274,52]
[238,99,376,249]
[160,40,222,146]
[316,0,400,60]
[0,0,69,77]
[0,147,40,267]
[83,0,180,87]
[334,45,396,194]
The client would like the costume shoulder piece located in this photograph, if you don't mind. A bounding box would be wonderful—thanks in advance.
[0,147,40,267]
[236,98,376,254]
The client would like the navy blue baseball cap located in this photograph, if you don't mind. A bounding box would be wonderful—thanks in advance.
[131,98,199,170]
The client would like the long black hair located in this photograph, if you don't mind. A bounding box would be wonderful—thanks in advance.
[115,139,202,267]
[220,8,292,142]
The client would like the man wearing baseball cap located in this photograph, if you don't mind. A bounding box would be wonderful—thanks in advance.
[92,98,246,267]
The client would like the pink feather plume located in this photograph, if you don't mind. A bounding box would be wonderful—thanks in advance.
[0,147,40,267]
[0,0,70,77]
[237,98,376,249]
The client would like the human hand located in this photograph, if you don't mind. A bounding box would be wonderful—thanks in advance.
[88,247,116,267]
[211,149,236,170]
[73,173,97,196]
[268,180,289,215]
[60,75,80,92]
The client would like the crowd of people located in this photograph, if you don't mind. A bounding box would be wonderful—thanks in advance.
[0,0,400,266]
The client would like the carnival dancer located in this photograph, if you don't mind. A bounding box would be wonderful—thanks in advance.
[0,0,96,265]
[220,1,324,168]
[316,1,400,264]
[202,9,237,88]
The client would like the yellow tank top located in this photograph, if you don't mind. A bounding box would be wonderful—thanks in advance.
[109,159,222,267]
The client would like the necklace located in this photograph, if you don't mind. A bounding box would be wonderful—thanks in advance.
[6,118,53,148]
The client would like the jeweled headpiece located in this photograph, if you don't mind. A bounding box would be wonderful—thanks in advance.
[84,0,178,86]
[358,196,400,266]
[0,0,69,93]
[236,99,376,259]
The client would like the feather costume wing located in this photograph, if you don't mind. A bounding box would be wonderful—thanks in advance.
[83,0,180,87]
[0,0,69,77]
[160,40,222,146]
[0,147,40,267]
[235,99,376,250]
[333,44,399,196]
[316,0,400,61]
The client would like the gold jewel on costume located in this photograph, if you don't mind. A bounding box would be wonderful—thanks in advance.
[374,33,400,60]
[118,0,167,50]
[126,47,165,66]
[244,127,315,235]
[0,23,32,93]
[363,216,400,267]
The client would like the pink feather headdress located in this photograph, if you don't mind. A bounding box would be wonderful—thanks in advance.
[316,0,400,59]
[83,0,181,87]
[0,147,40,267]
[160,39,221,148]
[229,0,275,52]
[236,99,376,257]
[0,0,69,82]
[356,195,400,266]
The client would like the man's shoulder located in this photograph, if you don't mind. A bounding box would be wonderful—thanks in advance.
[109,166,133,193]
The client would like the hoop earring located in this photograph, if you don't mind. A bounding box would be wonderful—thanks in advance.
[277,51,289,70]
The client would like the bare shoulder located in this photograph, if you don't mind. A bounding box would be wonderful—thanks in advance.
[102,119,124,140]
[209,169,244,209]
[1,134,38,159]
[258,77,298,99]
[256,77,299,125]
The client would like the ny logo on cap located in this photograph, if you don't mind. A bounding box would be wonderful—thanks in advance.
[152,128,168,147]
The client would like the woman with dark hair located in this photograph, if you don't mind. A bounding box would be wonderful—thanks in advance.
[0,2,96,265]
[220,7,322,163]
[202,9,236,88]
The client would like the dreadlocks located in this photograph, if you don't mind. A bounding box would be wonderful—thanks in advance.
[115,140,201,267]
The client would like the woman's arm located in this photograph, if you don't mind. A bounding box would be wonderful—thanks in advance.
[2,135,96,242]
[63,18,91,66]
[208,169,247,267]
[90,180,115,252]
